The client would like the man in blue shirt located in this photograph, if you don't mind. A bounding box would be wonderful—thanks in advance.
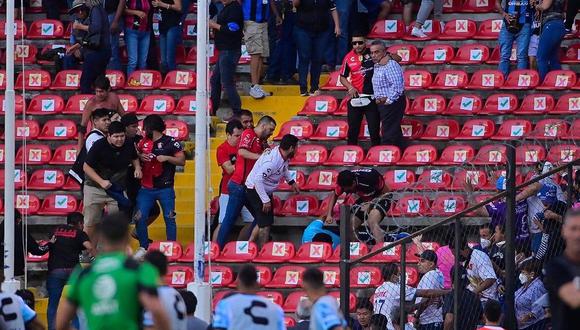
[495,0,533,76]
[303,268,347,330]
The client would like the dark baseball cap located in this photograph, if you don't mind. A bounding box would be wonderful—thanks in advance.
[121,113,139,126]
[415,249,438,264]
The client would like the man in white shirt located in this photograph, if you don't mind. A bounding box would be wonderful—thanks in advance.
[414,250,444,330]
[302,268,347,330]
[245,134,299,247]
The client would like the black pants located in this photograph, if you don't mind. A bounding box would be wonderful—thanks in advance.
[245,189,274,228]
[347,99,381,146]
[565,1,580,30]
[378,97,406,148]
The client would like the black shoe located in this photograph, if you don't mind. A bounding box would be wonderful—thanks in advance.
[300,88,308,96]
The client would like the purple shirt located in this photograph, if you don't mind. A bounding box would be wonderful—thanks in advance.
[485,200,530,243]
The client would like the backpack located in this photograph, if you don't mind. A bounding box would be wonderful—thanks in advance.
[69,130,105,184]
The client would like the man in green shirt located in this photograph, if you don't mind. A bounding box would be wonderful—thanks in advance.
[56,212,170,330]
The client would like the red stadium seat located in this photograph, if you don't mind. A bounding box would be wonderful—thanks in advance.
[285,317,296,328]
[185,46,218,65]
[516,145,546,165]
[368,19,405,39]
[390,195,431,217]
[163,120,189,141]
[117,94,139,113]
[408,95,446,115]
[0,70,5,90]
[472,145,507,165]
[205,265,234,287]
[215,241,258,263]
[7,44,38,64]
[547,145,579,163]
[444,94,483,115]
[416,44,454,64]
[27,19,64,39]
[433,144,475,165]
[360,145,401,166]
[281,195,320,216]
[572,78,580,91]
[415,169,453,190]
[290,144,328,166]
[462,0,495,12]
[350,266,382,288]
[182,20,197,39]
[327,242,369,263]
[442,0,462,12]
[165,265,193,288]
[422,119,460,140]
[278,170,306,191]
[451,44,489,64]
[404,20,442,40]
[254,242,296,263]
[431,195,467,216]
[439,19,476,40]
[400,118,424,140]
[251,291,283,306]
[239,45,251,64]
[27,94,64,115]
[49,145,77,165]
[15,194,41,215]
[429,70,468,89]
[561,44,580,64]
[178,241,220,262]
[404,70,432,89]
[398,145,437,165]
[148,241,183,262]
[62,176,81,191]
[274,120,314,140]
[486,46,517,65]
[298,95,338,115]
[387,44,418,64]
[253,266,275,287]
[38,120,77,140]
[563,119,580,139]
[303,170,338,191]
[161,70,196,90]
[491,119,532,140]
[455,119,495,140]
[105,70,126,90]
[0,169,26,189]
[38,194,78,215]
[364,243,402,263]
[265,266,306,288]
[516,94,554,115]
[335,97,349,116]
[311,120,348,140]
[466,70,504,89]
[450,169,488,190]
[475,19,503,39]
[537,70,577,90]
[328,291,356,312]
[27,251,49,263]
[50,70,81,90]
[138,94,175,114]
[3,120,40,140]
[282,291,308,312]
[16,70,51,90]
[383,169,416,191]
[480,93,518,115]
[321,71,347,91]
[317,194,355,218]
[552,93,580,114]
[501,70,540,90]
[63,94,92,114]
[0,20,27,39]
[527,119,568,140]
[0,94,24,114]
[405,267,420,287]
[289,242,332,264]
[125,70,162,89]
[27,169,65,190]
[324,145,364,166]
[175,95,211,115]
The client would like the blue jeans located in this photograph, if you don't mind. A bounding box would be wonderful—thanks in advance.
[125,28,151,75]
[294,26,326,93]
[537,19,566,81]
[498,23,531,77]
[81,49,110,94]
[160,25,181,72]
[210,49,242,113]
[216,181,247,248]
[108,13,123,71]
[334,0,352,65]
[136,187,177,249]
[266,12,297,81]
[47,269,75,330]
[418,323,443,330]
[531,232,543,254]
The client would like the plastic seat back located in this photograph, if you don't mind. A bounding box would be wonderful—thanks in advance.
[416,44,454,64]
[451,44,489,64]
[552,93,580,114]
[528,119,568,140]
[278,170,306,191]
[289,242,332,263]
[138,94,176,114]
[466,70,504,89]
[360,145,401,166]
[38,194,78,215]
[15,194,41,215]
[324,145,364,165]
[38,120,77,140]
[430,70,468,89]
[215,241,258,262]
[303,170,338,191]
[390,195,431,217]
[350,266,382,288]
[387,44,418,64]
[457,119,496,140]
[400,118,424,140]
[462,0,495,12]
[4,120,40,140]
[161,70,196,90]
[502,69,540,90]
[383,169,416,191]
[439,19,476,40]
[547,145,579,163]
[50,145,77,165]
[434,144,475,165]
[472,144,507,165]
[516,94,554,114]
[50,70,81,90]
[0,94,24,114]
[27,94,64,115]
[404,70,432,89]
[431,195,467,216]
[205,265,234,287]
[0,20,27,39]
[564,119,580,139]
[265,266,306,288]
[398,145,437,165]
[321,71,347,91]
[482,93,518,114]
[282,291,308,311]
[105,70,126,89]
[364,243,402,263]
[165,265,193,288]
[254,241,296,263]
[450,169,488,190]
[148,241,183,262]
[298,95,338,115]
[281,195,320,216]
[327,242,369,263]
[163,120,189,141]
[561,44,580,64]
[27,19,64,39]
[491,119,532,140]
[16,70,51,90]
[475,19,503,39]
[319,266,341,287]
[416,169,453,190]
[368,19,405,39]
[311,120,348,140]
[125,70,162,89]
[422,119,459,140]
[408,95,446,115]
[290,145,328,166]
[27,169,65,190]
[182,20,197,39]
[404,20,442,40]
[516,144,546,165]
[175,95,211,115]
[537,70,577,90]
[444,94,483,115]
[16,144,51,165]
[63,94,92,114]
[274,120,314,140]
[9,44,38,64]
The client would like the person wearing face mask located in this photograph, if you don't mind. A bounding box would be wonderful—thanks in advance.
[413,250,444,330]
[479,225,493,252]
[533,182,568,262]
[515,260,549,329]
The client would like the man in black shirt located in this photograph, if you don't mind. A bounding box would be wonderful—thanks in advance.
[442,266,483,330]
[543,209,580,330]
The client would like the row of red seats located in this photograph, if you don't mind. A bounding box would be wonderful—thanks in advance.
[0,168,79,191]
[0,193,81,215]
[323,69,580,91]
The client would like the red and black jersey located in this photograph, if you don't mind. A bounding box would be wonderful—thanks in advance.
[340,48,375,95]
[334,168,385,202]
[230,128,266,185]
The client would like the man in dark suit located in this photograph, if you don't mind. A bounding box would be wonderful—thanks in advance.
[289,299,312,330]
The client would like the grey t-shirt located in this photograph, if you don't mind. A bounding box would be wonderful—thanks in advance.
[187,316,209,330]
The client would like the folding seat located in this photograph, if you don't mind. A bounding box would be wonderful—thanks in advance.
[527,119,568,140]
[27,169,65,190]
[27,94,64,115]
[148,241,183,262]
[435,144,475,166]
[431,195,467,216]
[465,70,504,89]
[404,70,432,89]
[175,95,211,115]
[444,94,483,115]
[486,46,518,65]
[114,94,137,113]
[182,19,197,39]
[138,94,176,114]
[450,169,488,190]
[327,242,369,263]
[50,70,82,90]
[421,119,459,141]
[273,195,284,217]
[105,70,126,90]
[27,19,64,39]
[439,19,476,40]
[462,0,495,12]
[401,118,424,140]
[49,145,77,165]
[335,97,349,116]
[0,94,24,114]
[15,70,51,90]
[274,120,314,140]
[165,265,193,288]
[0,20,27,39]
[405,267,420,286]
[386,44,418,64]
[27,251,49,263]
[178,241,220,262]
[515,94,553,115]
[561,44,580,64]
[63,94,92,114]
[62,176,81,191]
[0,70,5,90]
[516,144,546,165]
[429,70,468,89]
[0,169,26,189]
[27,0,44,13]
[501,70,540,90]
[474,19,503,39]
[490,119,532,140]
[125,70,162,90]
[442,0,462,12]
[289,242,332,263]
[38,194,78,215]
[282,291,308,312]
[318,266,341,288]
[215,241,258,263]
[360,145,401,166]
[349,266,382,288]
[297,95,338,115]
[4,119,40,140]
[415,169,453,190]
[278,170,306,191]
[185,46,218,65]
[472,145,507,165]
[363,243,402,263]
[383,169,416,191]
[450,44,489,64]
[311,120,348,141]
[321,71,347,91]
[163,120,189,141]
[390,195,431,217]
[537,70,577,90]
[205,265,234,287]
[403,20,442,40]
[455,119,495,140]
[551,93,580,114]
[252,266,275,287]
[563,119,580,139]
[481,169,525,190]
[324,145,364,166]
[416,44,454,64]
[368,19,405,39]
[14,194,41,215]
[408,95,446,115]
[254,241,296,263]
[281,195,320,216]
[255,291,283,305]
[285,317,296,328]
[547,145,579,163]
[303,170,338,191]
[161,70,196,90]
[398,145,437,166]
[290,145,328,166]
[38,120,77,140]
[265,266,306,288]
[9,44,38,64]
[0,144,4,163]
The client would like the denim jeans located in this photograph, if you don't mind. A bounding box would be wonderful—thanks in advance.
[125,28,151,75]
[498,23,531,77]
[294,26,326,93]
[81,49,111,94]
[216,181,247,248]
[47,268,74,330]
[136,187,177,249]
[531,232,543,254]
[108,13,123,71]
[266,12,297,81]
[210,49,242,113]
[160,25,181,72]
[416,0,443,25]
[418,323,443,330]
[537,19,565,81]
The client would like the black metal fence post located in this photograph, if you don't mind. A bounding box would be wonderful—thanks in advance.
[504,142,517,329]
[400,241,407,329]
[339,205,351,318]
[453,219,461,330]
[567,165,574,209]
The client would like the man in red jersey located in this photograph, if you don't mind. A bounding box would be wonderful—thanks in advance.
[216,115,277,248]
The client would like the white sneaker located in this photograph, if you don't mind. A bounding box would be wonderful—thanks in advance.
[133,247,147,261]
[411,26,428,38]
[250,84,266,99]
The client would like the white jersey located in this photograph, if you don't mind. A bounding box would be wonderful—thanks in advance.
[374,282,417,330]
[0,292,37,330]
[415,269,444,325]
[310,295,347,330]
[143,286,187,330]
[245,146,293,203]
[213,293,285,330]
